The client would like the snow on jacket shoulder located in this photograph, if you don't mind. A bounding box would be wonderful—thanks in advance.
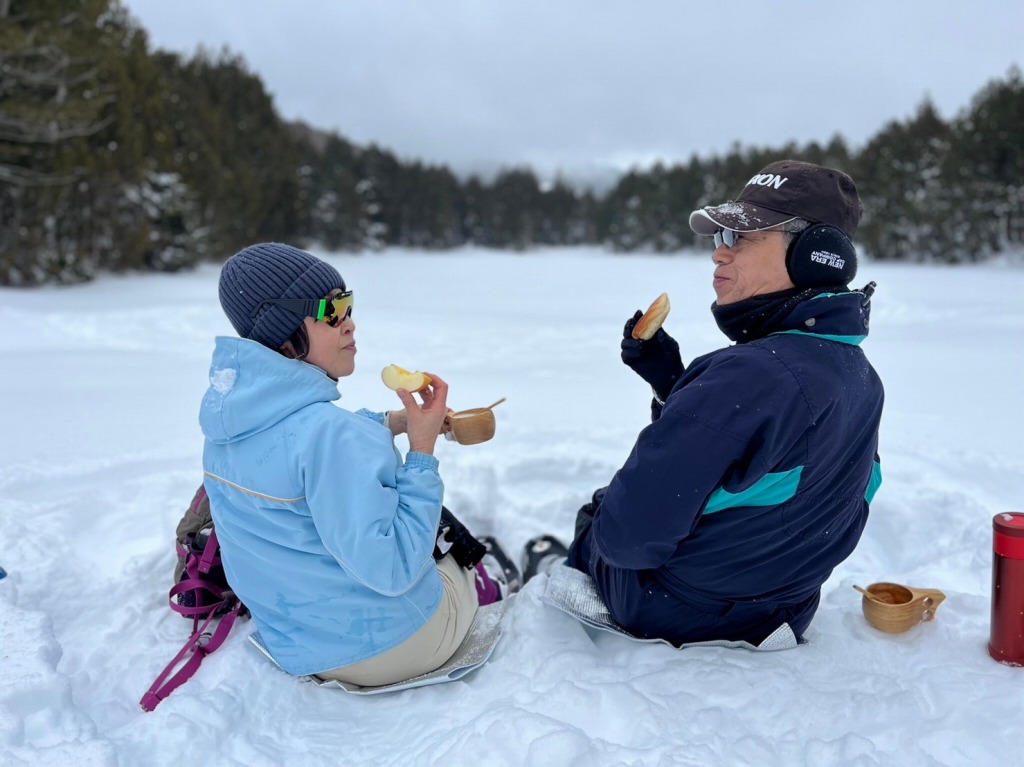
[590,291,884,606]
[199,337,444,676]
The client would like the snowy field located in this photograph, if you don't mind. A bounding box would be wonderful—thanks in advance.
[2,246,1023,766]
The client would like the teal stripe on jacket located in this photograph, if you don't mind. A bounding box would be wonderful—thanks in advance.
[704,466,804,515]
[866,460,882,503]
[771,329,866,346]
[704,460,882,516]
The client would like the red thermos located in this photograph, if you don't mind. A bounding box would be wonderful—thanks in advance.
[989,511,1024,665]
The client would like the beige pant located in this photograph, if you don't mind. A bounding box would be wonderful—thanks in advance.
[315,555,480,687]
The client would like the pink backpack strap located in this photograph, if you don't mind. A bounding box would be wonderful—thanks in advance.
[191,485,208,514]
[141,485,245,712]
[139,599,243,712]
[197,527,220,575]
[168,578,231,619]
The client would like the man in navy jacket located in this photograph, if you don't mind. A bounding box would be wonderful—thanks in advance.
[563,160,884,646]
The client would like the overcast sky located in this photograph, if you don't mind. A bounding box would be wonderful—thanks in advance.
[120,1,1022,187]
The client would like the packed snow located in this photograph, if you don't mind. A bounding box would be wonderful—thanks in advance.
[2,247,1022,766]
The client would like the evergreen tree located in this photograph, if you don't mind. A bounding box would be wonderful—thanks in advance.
[800,135,853,171]
[294,129,366,251]
[480,168,544,250]
[954,67,1024,254]
[1,0,129,282]
[392,163,464,248]
[537,178,595,246]
[460,176,489,244]
[153,48,305,259]
[0,0,205,284]
[854,99,965,261]
[652,163,705,251]
[353,145,402,248]
[598,170,657,251]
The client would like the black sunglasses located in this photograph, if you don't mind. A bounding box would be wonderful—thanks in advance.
[254,291,354,327]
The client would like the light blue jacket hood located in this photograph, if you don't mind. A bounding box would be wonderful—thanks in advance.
[199,337,444,676]
[200,335,342,444]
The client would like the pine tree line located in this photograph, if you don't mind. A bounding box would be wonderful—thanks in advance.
[2,0,1021,286]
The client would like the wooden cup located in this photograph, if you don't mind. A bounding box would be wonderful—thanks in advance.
[444,398,505,446]
[855,582,947,634]
[447,408,496,445]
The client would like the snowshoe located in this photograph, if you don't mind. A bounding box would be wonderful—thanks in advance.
[476,536,523,597]
[522,534,570,583]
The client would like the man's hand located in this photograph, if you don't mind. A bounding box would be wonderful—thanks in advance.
[621,311,684,401]
[395,372,449,455]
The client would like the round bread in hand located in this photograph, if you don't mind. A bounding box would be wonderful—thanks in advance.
[381,364,432,392]
[631,293,671,340]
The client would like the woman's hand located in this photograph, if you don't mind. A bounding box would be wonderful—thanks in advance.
[395,372,449,455]
[386,407,454,438]
[386,409,408,436]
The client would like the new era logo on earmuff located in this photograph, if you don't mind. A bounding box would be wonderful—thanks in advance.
[809,249,846,270]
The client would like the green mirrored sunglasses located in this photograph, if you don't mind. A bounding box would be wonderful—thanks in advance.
[254,291,353,327]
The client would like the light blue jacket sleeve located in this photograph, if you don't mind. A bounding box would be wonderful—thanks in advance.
[354,408,387,426]
[299,410,443,597]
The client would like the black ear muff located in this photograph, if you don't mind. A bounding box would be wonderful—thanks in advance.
[785,224,857,288]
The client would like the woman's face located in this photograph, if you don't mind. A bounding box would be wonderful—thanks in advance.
[302,289,356,379]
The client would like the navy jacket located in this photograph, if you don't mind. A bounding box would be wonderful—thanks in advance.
[569,290,884,644]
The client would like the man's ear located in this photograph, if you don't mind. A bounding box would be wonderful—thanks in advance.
[279,340,298,359]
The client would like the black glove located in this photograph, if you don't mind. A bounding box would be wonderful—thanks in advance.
[621,310,684,401]
[433,506,485,568]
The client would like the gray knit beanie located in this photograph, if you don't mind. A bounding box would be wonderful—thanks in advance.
[218,243,345,350]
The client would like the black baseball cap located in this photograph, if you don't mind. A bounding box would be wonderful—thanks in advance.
[689,160,863,239]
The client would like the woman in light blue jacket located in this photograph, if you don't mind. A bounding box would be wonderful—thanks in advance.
[200,243,504,686]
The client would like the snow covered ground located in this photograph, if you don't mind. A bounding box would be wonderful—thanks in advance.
[2,247,1022,766]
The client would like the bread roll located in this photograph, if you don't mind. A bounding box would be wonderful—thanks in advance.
[631,293,671,340]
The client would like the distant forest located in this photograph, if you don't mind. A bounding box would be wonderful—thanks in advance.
[2,0,1022,285]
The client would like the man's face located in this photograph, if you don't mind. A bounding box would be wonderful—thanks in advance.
[711,229,795,305]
